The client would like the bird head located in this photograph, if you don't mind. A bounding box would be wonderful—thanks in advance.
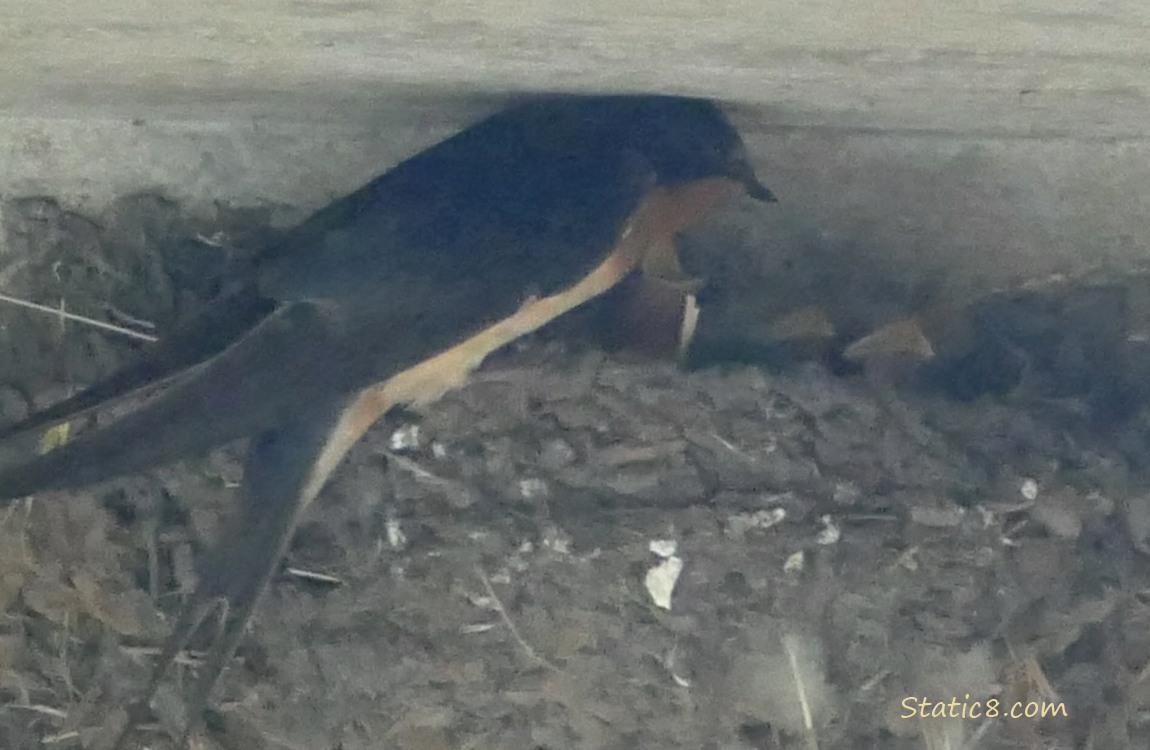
[613,96,775,202]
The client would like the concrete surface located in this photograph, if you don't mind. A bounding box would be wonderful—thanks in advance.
[2,0,1150,302]
[5,0,1150,135]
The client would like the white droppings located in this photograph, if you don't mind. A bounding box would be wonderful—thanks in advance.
[645,555,684,610]
[385,516,406,549]
[727,507,787,536]
[815,515,840,545]
[784,550,805,574]
[518,477,549,499]
[389,424,421,451]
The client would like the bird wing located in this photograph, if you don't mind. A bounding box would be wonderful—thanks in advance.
[0,285,274,440]
[0,146,658,501]
[0,100,649,443]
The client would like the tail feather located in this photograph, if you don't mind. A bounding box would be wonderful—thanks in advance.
[0,285,274,441]
[0,301,349,501]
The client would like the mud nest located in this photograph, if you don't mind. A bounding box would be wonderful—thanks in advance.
[2,193,1150,749]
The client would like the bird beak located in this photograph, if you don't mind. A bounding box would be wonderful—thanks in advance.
[742,176,777,202]
[728,141,776,202]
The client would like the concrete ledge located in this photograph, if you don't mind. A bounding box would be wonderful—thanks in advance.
[3,1,1149,137]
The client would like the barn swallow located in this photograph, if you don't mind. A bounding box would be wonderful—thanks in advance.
[0,94,773,742]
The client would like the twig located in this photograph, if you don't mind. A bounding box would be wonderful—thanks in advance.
[0,292,158,342]
[476,567,561,673]
[119,645,203,666]
[5,703,67,719]
[285,567,344,586]
[781,633,819,750]
[959,718,993,750]
[105,304,157,330]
